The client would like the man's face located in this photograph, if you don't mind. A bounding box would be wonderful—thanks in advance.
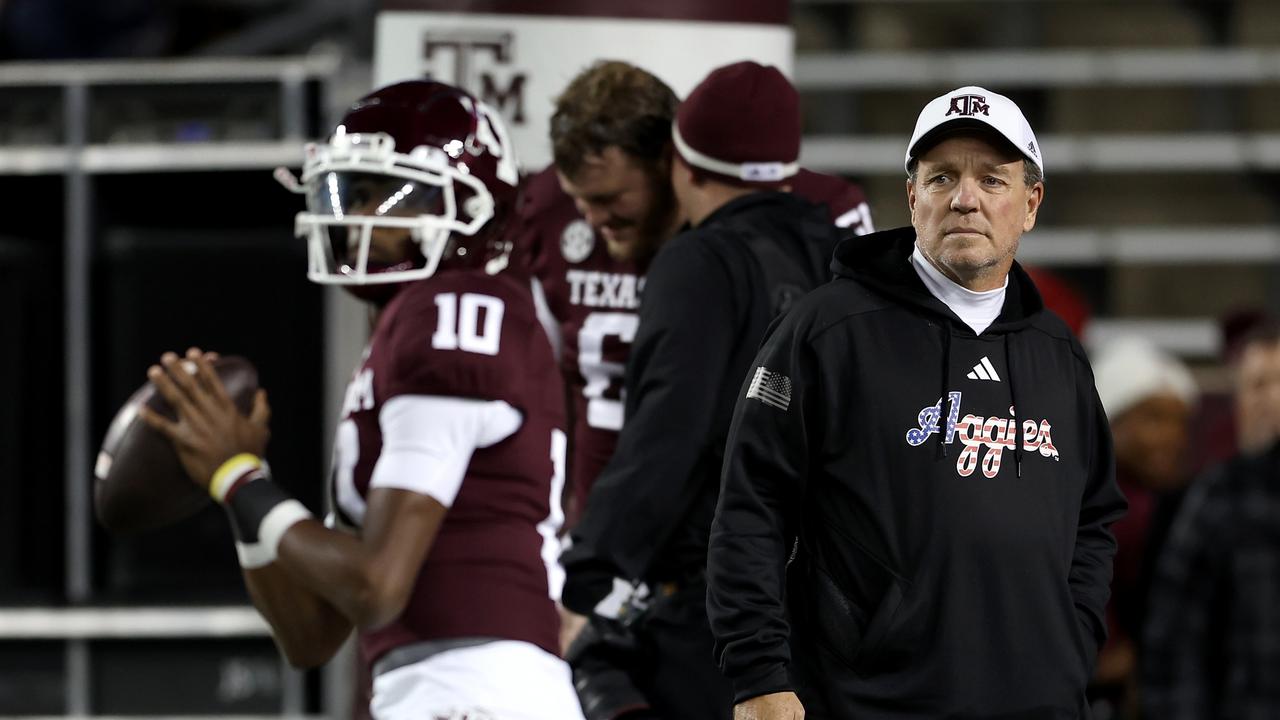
[558,145,676,262]
[1236,340,1280,453]
[1112,393,1192,491]
[907,134,1043,291]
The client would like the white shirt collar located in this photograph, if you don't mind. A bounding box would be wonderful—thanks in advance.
[910,244,1008,334]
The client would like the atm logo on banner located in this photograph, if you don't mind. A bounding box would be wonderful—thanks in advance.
[422,31,528,125]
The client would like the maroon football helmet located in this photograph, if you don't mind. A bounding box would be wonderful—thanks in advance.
[277,80,521,288]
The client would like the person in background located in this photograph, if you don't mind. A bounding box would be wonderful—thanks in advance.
[518,60,875,718]
[1228,317,1280,456]
[518,60,875,530]
[1089,337,1198,717]
[558,61,849,720]
[1143,321,1280,719]
[1188,309,1274,474]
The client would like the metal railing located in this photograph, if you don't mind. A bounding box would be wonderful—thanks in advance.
[0,53,342,718]
[795,49,1280,89]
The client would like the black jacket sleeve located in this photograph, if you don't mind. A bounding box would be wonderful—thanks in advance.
[707,305,818,704]
[1069,382,1128,671]
[561,237,740,612]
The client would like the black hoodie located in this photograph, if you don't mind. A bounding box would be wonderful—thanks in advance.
[707,227,1127,719]
[562,191,840,607]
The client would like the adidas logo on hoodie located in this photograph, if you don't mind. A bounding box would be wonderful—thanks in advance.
[967,356,1001,382]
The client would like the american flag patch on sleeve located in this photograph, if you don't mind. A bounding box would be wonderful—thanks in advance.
[746,366,792,411]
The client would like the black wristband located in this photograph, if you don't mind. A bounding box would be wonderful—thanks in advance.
[225,477,295,544]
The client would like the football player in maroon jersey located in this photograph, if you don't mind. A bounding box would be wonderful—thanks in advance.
[519,60,876,530]
[140,80,585,720]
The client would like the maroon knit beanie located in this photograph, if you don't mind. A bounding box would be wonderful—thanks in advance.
[672,61,801,187]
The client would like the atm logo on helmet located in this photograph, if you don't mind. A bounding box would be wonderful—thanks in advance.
[946,94,990,118]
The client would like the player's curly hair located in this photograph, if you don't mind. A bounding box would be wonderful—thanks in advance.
[550,60,678,178]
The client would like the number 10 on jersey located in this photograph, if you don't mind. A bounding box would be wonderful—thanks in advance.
[433,292,506,356]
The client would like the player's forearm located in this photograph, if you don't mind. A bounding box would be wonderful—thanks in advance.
[275,520,410,630]
[214,457,426,631]
[273,488,446,631]
[243,563,352,668]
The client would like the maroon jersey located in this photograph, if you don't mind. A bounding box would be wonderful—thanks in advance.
[329,269,567,663]
[517,168,648,526]
[517,166,873,525]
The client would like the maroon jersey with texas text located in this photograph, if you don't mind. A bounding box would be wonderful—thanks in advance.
[518,168,646,526]
[518,166,872,525]
[329,268,567,663]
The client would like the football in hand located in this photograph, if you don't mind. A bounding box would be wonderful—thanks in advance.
[94,355,259,535]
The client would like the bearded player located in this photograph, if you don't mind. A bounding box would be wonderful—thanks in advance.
[140,80,585,720]
[518,61,875,528]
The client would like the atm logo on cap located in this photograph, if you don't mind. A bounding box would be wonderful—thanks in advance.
[946,94,990,118]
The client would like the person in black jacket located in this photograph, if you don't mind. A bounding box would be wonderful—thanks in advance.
[708,86,1128,720]
[1142,323,1280,719]
[559,62,846,720]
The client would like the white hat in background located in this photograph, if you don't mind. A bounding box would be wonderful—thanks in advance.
[905,85,1044,176]
[1092,337,1198,421]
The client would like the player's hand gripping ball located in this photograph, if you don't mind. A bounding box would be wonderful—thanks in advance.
[94,353,261,535]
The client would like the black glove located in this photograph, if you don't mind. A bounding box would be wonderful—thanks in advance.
[568,615,653,720]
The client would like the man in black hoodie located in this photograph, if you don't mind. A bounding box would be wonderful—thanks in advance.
[708,86,1127,719]
[559,62,846,719]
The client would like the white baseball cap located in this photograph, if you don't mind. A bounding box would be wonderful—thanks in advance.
[905,85,1044,176]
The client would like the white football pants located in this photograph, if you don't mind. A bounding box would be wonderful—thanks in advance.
[369,640,585,720]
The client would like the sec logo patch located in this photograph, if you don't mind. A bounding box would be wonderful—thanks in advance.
[560,219,595,263]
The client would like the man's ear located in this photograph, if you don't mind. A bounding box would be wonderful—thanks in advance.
[1023,180,1044,233]
[671,153,701,187]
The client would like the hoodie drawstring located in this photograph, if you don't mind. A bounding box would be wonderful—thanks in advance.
[1005,335,1023,478]
[938,327,952,459]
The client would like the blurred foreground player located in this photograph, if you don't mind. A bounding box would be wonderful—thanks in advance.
[140,80,584,720]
